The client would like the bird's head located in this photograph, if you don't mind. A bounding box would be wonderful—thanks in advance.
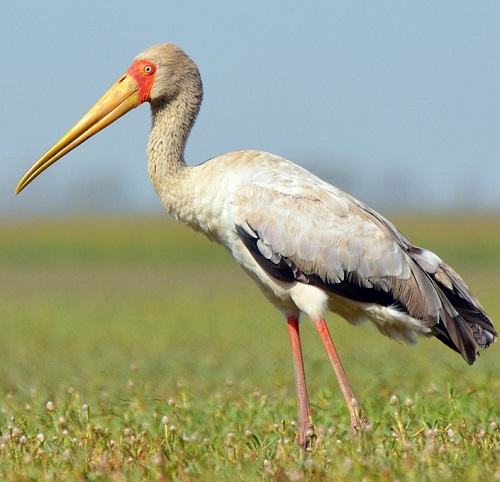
[15,43,201,194]
[135,44,202,108]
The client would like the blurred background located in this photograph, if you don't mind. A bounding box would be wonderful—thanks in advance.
[2,1,499,217]
[1,8,498,475]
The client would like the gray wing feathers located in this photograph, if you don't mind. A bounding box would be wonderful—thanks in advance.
[421,259,497,361]
[236,185,496,363]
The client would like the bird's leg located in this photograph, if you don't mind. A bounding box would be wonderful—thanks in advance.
[286,314,316,450]
[314,318,370,434]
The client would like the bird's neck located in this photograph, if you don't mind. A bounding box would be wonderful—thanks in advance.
[147,86,202,219]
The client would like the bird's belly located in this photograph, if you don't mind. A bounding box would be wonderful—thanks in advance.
[229,241,430,342]
[328,295,431,344]
[239,262,300,315]
[225,242,298,314]
[224,229,431,344]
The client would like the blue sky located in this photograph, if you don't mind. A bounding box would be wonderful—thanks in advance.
[2,1,500,215]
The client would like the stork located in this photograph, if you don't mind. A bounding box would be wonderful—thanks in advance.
[16,44,497,450]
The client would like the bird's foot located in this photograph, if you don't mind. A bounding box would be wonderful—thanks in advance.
[350,408,371,436]
[297,424,317,451]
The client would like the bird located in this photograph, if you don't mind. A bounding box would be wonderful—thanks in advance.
[16,43,497,450]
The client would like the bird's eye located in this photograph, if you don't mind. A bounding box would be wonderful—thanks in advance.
[142,64,155,75]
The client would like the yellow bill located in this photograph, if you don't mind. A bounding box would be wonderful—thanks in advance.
[16,73,141,194]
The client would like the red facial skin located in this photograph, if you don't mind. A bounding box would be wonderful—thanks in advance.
[126,60,157,104]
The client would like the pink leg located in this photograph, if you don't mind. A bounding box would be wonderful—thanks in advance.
[314,318,369,433]
[286,314,316,450]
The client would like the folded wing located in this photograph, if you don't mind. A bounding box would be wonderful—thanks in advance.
[235,182,497,364]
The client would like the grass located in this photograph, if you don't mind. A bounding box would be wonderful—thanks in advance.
[0,215,499,480]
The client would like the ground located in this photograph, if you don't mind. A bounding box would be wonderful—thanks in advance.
[0,215,498,480]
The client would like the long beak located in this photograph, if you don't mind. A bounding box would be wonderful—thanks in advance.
[16,73,141,194]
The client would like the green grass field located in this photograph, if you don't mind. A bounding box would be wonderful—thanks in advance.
[0,215,498,481]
